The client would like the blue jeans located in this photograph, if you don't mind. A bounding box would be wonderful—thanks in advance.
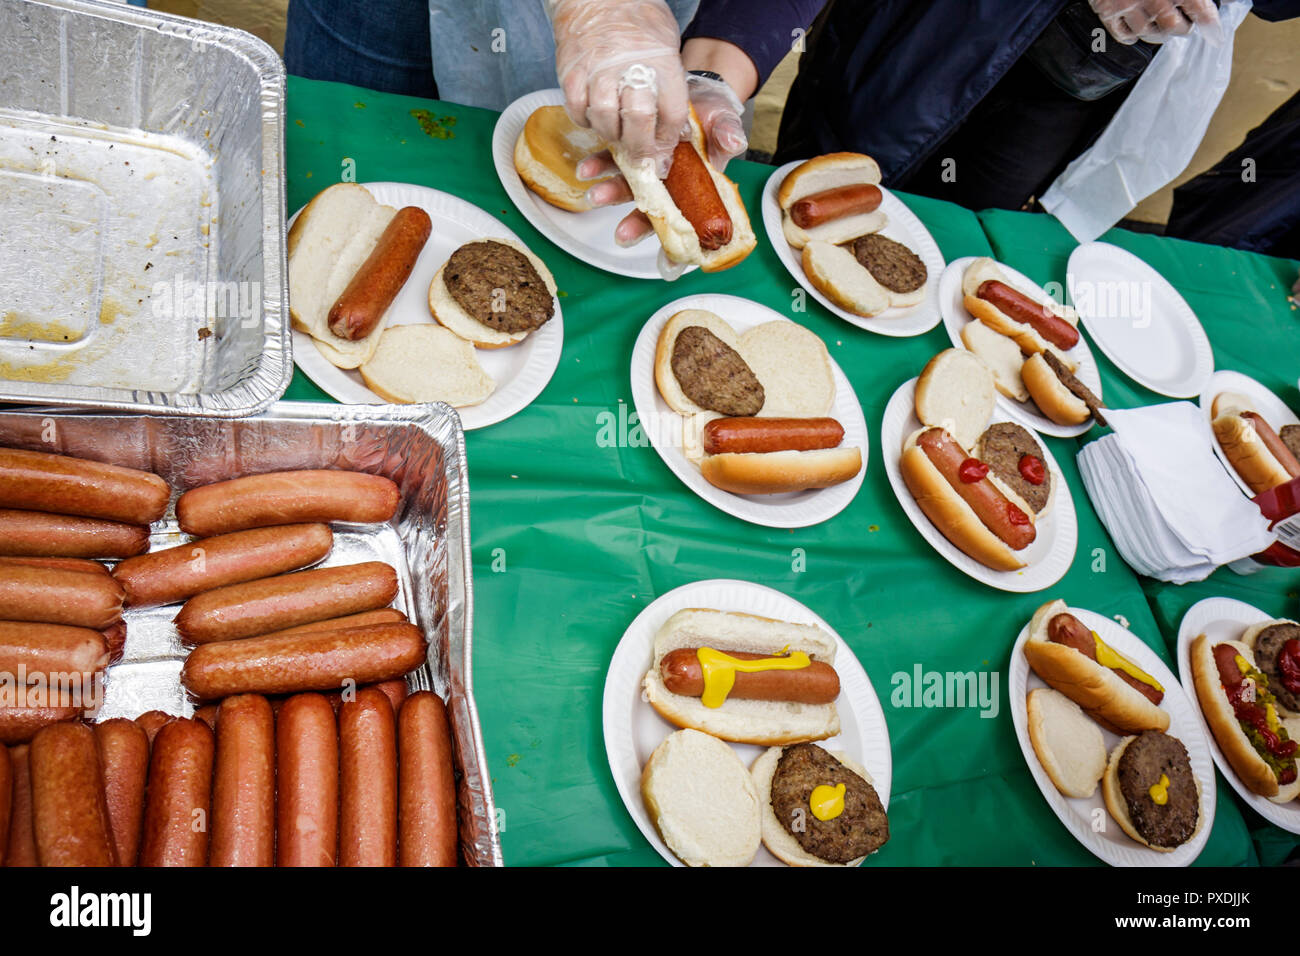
[284,0,436,98]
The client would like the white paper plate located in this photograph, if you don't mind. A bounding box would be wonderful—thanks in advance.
[290,182,563,430]
[760,161,944,337]
[939,256,1103,438]
[1067,241,1213,398]
[1176,597,1300,834]
[1010,606,1216,866]
[492,88,692,281]
[630,294,868,528]
[603,578,892,867]
[881,377,1076,592]
[1198,369,1300,498]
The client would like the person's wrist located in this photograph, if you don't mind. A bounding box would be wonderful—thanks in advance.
[681,36,758,102]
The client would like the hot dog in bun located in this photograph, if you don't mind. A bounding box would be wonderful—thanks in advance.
[1211,393,1300,494]
[609,108,755,272]
[1022,600,1170,735]
[642,609,841,746]
[777,153,886,249]
[961,258,1080,356]
[1190,632,1299,802]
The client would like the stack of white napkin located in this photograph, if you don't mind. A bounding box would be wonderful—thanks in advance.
[1077,402,1274,583]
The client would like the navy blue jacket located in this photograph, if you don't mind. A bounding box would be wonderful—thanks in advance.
[687,0,1300,178]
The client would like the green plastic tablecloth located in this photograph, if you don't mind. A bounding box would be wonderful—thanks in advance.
[283,76,1300,867]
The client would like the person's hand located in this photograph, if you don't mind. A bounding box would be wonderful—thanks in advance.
[578,74,748,249]
[1087,0,1219,45]
[552,0,687,178]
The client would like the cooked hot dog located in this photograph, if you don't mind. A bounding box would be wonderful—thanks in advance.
[133,710,173,745]
[112,523,334,609]
[0,621,108,681]
[101,621,126,664]
[339,688,398,867]
[660,648,840,704]
[6,743,36,866]
[174,561,399,645]
[0,509,149,559]
[276,693,339,867]
[976,280,1079,351]
[664,141,732,251]
[252,607,408,641]
[327,206,433,341]
[701,417,845,456]
[0,745,9,865]
[29,722,117,866]
[1241,412,1300,478]
[94,718,149,867]
[181,621,427,700]
[916,428,1036,551]
[0,565,124,630]
[210,694,275,867]
[1048,612,1164,705]
[789,183,882,230]
[0,706,81,745]
[176,470,400,536]
[139,718,213,867]
[0,448,168,525]
[0,556,109,576]
[398,691,458,867]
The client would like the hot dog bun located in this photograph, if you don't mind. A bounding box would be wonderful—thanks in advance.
[800,240,890,317]
[960,258,1078,369]
[912,348,997,450]
[428,237,557,349]
[1023,600,1170,735]
[609,107,755,272]
[359,324,495,407]
[287,183,396,368]
[1211,393,1296,494]
[1189,634,1300,802]
[778,153,887,248]
[640,728,761,867]
[1022,353,1090,426]
[1026,687,1107,799]
[513,105,609,212]
[698,447,862,495]
[642,609,840,746]
[961,320,1029,403]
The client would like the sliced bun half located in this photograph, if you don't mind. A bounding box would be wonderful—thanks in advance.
[359,324,494,407]
[1022,353,1090,426]
[800,240,890,317]
[1026,687,1106,798]
[913,348,997,450]
[1023,600,1170,735]
[750,746,873,867]
[700,447,862,495]
[1189,634,1300,802]
[961,320,1029,403]
[640,728,761,867]
[513,105,608,212]
[609,107,755,272]
[778,153,886,248]
[642,609,840,746]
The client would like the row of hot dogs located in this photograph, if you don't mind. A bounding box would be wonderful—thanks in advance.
[0,686,456,867]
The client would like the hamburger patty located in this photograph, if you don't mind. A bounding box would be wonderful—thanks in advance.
[1254,622,1300,713]
[670,326,764,416]
[444,241,554,333]
[1281,424,1300,463]
[847,234,927,293]
[769,743,888,863]
[976,422,1051,515]
[1117,731,1198,850]
[1042,350,1107,427]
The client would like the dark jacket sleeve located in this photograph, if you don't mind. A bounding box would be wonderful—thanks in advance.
[682,0,828,89]
[1249,1,1300,20]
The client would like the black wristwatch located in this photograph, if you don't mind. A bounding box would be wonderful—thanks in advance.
[687,70,725,84]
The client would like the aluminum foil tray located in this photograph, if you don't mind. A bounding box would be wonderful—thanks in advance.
[0,400,500,866]
[0,0,290,417]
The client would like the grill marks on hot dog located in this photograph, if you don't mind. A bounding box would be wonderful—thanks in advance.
[661,648,841,704]
[701,417,845,456]
[915,428,1036,551]
[976,280,1079,351]
[664,141,733,251]
[327,206,432,341]
[789,183,882,230]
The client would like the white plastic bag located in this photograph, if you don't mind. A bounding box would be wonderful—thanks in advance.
[1040,0,1252,242]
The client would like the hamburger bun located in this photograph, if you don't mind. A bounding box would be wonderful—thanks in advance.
[642,609,840,746]
[1023,600,1170,735]
[513,105,608,212]
[778,152,887,248]
[428,237,557,349]
[800,240,890,317]
[1027,687,1107,798]
[640,728,761,867]
[913,348,997,450]
[1101,733,1203,852]
[609,107,755,272]
[359,324,494,407]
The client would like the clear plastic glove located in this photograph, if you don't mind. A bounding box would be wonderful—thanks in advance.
[1087,0,1219,45]
[551,0,687,178]
[578,74,748,257]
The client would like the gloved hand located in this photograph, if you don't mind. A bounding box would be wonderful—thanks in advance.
[551,0,687,178]
[1087,0,1219,45]
[579,74,748,250]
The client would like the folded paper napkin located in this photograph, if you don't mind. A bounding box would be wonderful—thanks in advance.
[1077,402,1273,583]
